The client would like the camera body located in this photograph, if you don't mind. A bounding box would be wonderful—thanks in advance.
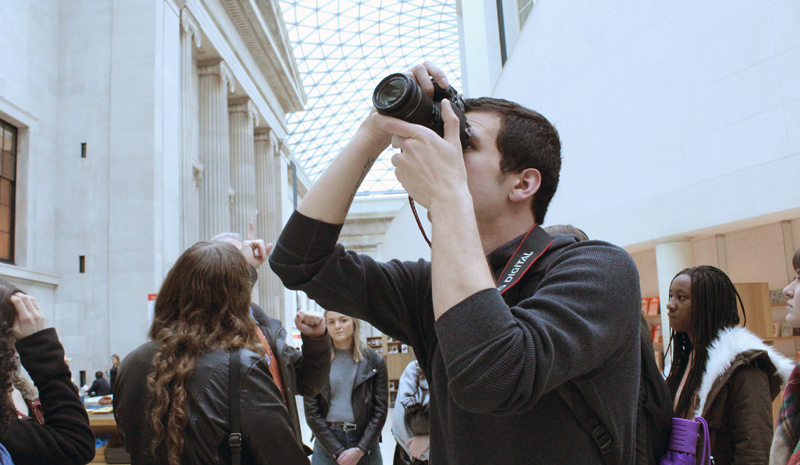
[372,73,471,149]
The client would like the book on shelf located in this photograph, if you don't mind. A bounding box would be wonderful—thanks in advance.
[652,324,662,344]
[641,298,650,317]
[782,323,792,338]
[647,297,660,316]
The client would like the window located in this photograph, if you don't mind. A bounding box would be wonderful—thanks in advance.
[0,120,16,263]
[517,0,534,30]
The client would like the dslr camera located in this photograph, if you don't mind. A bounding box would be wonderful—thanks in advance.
[372,73,471,149]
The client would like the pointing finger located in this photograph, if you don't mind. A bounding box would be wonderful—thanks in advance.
[247,222,256,241]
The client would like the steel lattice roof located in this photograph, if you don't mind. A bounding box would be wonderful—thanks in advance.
[279,0,462,195]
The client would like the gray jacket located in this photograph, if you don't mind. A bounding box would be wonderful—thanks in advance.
[391,361,430,461]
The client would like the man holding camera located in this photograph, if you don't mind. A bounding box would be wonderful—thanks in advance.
[270,63,641,464]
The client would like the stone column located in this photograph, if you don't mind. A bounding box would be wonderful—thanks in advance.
[197,61,234,240]
[180,8,202,249]
[229,99,259,237]
[655,239,694,371]
[255,129,284,319]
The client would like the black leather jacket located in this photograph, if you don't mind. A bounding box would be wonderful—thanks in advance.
[250,303,331,448]
[114,342,309,465]
[304,347,388,458]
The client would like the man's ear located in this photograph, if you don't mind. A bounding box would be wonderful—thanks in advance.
[508,168,541,204]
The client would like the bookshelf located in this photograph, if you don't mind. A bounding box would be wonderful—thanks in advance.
[366,334,414,407]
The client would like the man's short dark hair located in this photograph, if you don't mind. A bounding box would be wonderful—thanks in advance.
[793,247,800,273]
[95,371,104,379]
[464,97,561,224]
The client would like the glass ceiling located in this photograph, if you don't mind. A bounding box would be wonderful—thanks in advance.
[279,0,462,195]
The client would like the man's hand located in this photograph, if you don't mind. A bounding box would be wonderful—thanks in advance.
[406,435,430,459]
[10,293,47,340]
[374,98,468,209]
[295,310,326,339]
[242,222,273,270]
[336,447,364,465]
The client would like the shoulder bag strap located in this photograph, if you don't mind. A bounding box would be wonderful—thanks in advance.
[229,348,243,465]
[555,381,616,465]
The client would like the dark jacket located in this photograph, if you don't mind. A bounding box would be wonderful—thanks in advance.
[0,328,95,465]
[113,341,309,465]
[270,212,642,465]
[88,377,110,397]
[688,326,793,465]
[304,347,388,458]
[249,303,332,448]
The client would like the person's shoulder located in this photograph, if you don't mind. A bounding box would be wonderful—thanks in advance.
[547,238,635,270]
[364,347,386,367]
[122,341,158,367]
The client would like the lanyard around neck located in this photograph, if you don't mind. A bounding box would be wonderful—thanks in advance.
[495,225,554,295]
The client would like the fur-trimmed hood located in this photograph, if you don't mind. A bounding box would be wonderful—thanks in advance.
[695,326,794,417]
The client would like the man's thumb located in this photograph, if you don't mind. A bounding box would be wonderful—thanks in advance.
[441,99,460,145]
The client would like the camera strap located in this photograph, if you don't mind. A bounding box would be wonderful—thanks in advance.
[495,225,554,295]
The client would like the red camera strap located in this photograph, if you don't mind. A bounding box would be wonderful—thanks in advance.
[495,225,554,295]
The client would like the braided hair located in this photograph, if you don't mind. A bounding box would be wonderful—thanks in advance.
[665,265,745,419]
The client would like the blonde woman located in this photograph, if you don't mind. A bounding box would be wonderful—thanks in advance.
[305,311,388,465]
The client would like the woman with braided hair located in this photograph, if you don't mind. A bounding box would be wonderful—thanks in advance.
[666,265,792,464]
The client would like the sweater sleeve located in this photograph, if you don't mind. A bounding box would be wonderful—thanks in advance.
[269,211,431,346]
[1,328,95,465]
[289,333,332,398]
[434,241,641,415]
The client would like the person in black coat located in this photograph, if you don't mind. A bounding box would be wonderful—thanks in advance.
[113,241,308,465]
[87,371,111,397]
[0,279,95,465]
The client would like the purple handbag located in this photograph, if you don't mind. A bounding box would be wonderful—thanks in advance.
[659,417,711,465]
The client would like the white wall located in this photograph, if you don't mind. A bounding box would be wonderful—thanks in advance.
[383,202,431,262]
[487,0,800,249]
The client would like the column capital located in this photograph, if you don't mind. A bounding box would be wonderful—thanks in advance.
[229,99,260,127]
[180,8,202,48]
[198,60,235,93]
[255,129,282,155]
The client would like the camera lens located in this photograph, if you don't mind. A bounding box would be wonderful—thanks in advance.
[375,76,408,108]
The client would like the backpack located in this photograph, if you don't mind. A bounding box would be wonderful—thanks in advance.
[505,233,674,464]
[554,318,674,465]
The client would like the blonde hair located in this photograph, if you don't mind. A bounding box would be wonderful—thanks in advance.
[324,311,367,363]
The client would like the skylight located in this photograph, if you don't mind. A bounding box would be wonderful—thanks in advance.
[280,0,462,195]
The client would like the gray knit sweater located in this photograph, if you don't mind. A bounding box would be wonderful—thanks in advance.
[270,212,641,465]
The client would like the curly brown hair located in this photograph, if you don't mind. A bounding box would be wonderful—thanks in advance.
[0,279,23,425]
[146,241,262,464]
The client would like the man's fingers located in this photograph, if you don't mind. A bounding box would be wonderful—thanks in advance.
[408,63,434,97]
[264,242,274,256]
[422,61,449,89]
[441,100,461,145]
[247,222,255,241]
[391,135,407,150]
[372,114,423,139]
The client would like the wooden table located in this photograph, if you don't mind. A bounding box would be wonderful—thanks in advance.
[88,414,126,464]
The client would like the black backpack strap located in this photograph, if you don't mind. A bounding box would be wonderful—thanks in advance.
[555,381,616,465]
[229,348,243,465]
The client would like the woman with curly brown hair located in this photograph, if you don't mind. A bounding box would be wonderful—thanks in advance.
[0,279,95,464]
[113,241,308,465]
